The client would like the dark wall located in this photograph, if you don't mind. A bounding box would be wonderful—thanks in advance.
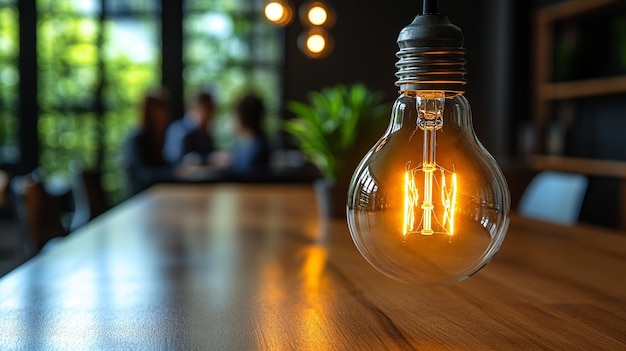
[283,0,532,161]
[284,0,410,102]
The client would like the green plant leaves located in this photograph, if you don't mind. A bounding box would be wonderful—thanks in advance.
[285,83,388,181]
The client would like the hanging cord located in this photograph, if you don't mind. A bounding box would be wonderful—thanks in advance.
[422,0,439,15]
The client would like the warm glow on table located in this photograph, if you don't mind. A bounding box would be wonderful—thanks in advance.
[0,185,624,349]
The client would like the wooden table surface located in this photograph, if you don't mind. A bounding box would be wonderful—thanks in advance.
[0,184,625,350]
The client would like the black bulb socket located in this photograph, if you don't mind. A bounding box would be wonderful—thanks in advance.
[395,14,467,94]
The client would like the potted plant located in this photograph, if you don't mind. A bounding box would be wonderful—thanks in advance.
[285,83,388,217]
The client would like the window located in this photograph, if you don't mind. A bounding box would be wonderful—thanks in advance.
[4,0,283,203]
[0,0,19,163]
[102,1,161,200]
[37,0,160,201]
[183,0,283,148]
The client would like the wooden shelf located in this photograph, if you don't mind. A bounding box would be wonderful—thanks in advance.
[534,0,626,145]
[536,0,620,23]
[530,155,626,179]
[532,0,626,230]
[538,75,626,101]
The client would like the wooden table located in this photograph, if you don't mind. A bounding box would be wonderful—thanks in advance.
[0,185,625,350]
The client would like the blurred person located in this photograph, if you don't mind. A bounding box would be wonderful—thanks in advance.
[171,94,270,181]
[123,89,173,194]
[163,90,215,165]
[222,94,270,174]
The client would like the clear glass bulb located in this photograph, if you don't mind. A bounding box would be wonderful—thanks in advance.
[347,91,510,286]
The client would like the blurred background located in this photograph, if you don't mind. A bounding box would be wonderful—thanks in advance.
[1,0,626,274]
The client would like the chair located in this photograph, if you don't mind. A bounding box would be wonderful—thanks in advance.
[69,162,109,231]
[10,174,68,252]
[518,171,588,225]
[0,170,8,208]
[0,170,18,265]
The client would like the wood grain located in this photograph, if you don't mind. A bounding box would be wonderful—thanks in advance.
[538,76,626,101]
[530,154,626,179]
[536,0,620,23]
[0,184,624,350]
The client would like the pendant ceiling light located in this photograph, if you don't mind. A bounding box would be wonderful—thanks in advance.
[346,0,511,286]
[263,0,295,27]
[263,0,335,59]
[299,1,335,28]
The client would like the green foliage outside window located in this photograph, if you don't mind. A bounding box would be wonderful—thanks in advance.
[5,0,282,204]
[0,2,19,163]
[37,0,159,203]
[38,15,100,173]
[184,2,283,149]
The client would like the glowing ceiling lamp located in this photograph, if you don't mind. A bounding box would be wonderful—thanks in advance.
[300,1,335,28]
[298,1,335,58]
[264,0,335,59]
[298,28,333,59]
[264,0,294,27]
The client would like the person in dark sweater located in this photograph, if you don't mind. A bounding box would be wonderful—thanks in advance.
[228,94,270,174]
[163,90,215,165]
[123,89,173,195]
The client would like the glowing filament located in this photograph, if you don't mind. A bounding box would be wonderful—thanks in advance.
[451,173,457,235]
[421,163,435,235]
[404,170,419,237]
[403,90,456,239]
[404,167,456,238]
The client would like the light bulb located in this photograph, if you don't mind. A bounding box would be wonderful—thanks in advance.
[265,2,285,22]
[264,0,294,26]
[347,2,510,286]
[299,1,335,29]
[306,34,326,53]
[298,28,333,58]
[308,6,328,26]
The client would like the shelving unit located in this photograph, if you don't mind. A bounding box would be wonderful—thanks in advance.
[531,155,626,178]
[538,75,626,100]
[533,0,626,229]
[534,0,626,137]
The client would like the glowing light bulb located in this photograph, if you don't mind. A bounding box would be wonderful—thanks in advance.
[265,2,285,22]
[264,0,294,26]
[300,1,335,29]
[308,6,328,26]
[346,3,510,286]
[306,34,326,53]
[299,28,333,58]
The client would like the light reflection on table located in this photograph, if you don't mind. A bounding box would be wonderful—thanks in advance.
[0,184,625,349]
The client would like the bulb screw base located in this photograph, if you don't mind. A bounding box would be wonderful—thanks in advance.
[395,14,467,94]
